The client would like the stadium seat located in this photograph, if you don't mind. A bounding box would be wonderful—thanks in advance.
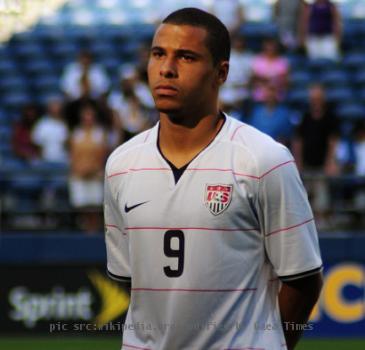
[0,126,12,143]
[337,102,365,120]
[32,75,60,93]
[343,52,365,70]
[0,76,28,93]
[0,60,18,74]
[286,88,308,108]
[23,60,55,75]
[326,87,354,104]
[1,92,32,110]
[11,42,44,61]
[320,70,350,87]
[308,58,340,72]
[352,69,365,88]
[291,70,313,88]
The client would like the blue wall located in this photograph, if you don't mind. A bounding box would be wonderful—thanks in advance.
[1,233,364,337]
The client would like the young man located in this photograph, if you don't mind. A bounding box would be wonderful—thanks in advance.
[104,8,322,350]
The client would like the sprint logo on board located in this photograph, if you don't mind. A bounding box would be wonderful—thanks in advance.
[8,270,129,328]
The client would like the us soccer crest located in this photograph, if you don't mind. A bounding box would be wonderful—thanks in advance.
[205,184,233,215]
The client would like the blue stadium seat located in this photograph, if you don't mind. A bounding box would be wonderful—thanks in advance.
[320,70,350,86]
[343,52,365,70]
[286,88,308,108]
[358,88,365,103]
[0,157,26,171]
[90,41,116,60]
[50,41,79,58]
[291,70,313,88]
[32,75,60,93]
[337,102,365,120]
[1,92,31,110]
[287,55,308,70]
[0,142,13,158]
[353,69,365,87]
[0,60,18,74]
[11,42,44,60]
[0,126,12,143]
[0,76,28,93]
[23,60,55,75]
[326,87,354,104]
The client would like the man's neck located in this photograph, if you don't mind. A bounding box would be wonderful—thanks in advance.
[158,110,224,168]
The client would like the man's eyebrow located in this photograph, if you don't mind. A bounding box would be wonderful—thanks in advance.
[150,46,202,57]
[175,49,202,57]
[151,46,164,52]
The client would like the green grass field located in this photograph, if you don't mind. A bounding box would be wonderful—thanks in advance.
[1,337,365,350]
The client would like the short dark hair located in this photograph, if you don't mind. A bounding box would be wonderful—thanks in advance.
[162,7,231,65]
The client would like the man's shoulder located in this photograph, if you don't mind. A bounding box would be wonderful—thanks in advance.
[106,126,156,174]
[226,116,294,175]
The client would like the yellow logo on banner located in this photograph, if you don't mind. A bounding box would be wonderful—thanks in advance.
[310,263,365,323]
[88,270,130,327]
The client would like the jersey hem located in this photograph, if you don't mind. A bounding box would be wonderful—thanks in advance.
[106,268,132,283]
[279,265,323,282]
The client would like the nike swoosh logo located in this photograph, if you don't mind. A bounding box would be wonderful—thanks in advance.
[124,201,149,213]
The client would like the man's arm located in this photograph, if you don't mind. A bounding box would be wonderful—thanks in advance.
[279,272,323,350]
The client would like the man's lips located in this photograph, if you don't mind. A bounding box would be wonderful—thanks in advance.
[155,84,178,96]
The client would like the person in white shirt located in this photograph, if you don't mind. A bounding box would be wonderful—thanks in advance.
[105,8,322,350]
[31,97,69,163]
[219,35,253,108]
[60,50,110,100]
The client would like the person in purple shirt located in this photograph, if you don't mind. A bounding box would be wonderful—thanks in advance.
[299,0,342,60]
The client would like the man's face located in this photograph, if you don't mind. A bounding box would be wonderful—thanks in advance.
[148,24,226,116]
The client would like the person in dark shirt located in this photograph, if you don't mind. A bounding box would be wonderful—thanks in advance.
[12,104,40,163]
[293,83,340,226]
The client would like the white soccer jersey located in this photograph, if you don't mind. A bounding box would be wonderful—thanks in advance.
[104,115,322,350]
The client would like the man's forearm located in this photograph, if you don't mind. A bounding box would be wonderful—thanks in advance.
[278,273,323,350]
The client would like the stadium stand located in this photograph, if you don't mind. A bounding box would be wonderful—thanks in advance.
[0,0,364,232]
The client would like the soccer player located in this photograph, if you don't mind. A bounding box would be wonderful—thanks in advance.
[104,8,323,350]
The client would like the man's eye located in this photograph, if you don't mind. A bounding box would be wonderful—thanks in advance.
[181,55,194,61]
[152,51,163,58]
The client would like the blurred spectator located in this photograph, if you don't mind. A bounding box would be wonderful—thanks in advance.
[69,104,107,233]
[210,0,245,35]
[61,50,110,100]
[63,65,101,130]
[299,0,342,61]
[248,84,294,147]
[274,0,303,50]
[108,65,154,142]
[12,104,40,163]
[293,84,340,225]
[219,35,253,110]
[353,121,365,209]
[251,38,289,102]
[354,121,365,176]
[31,97,69,164]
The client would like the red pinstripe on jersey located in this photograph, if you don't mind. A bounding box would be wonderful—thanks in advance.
[105,224,121,231]
[123,343,151,350]
[143,129,152,143]
[107,160,296,180]
[224,347,265,350]
[131,287,257,293]
[124,226,259,232]
[230,124,246,141]
[266,218,314,237]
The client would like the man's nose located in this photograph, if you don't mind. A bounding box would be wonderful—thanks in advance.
[160,57,177,78]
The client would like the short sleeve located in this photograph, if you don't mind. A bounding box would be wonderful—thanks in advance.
[257,147,322,281]
[104,174,131,282]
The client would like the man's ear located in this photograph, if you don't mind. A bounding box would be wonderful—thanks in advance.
[217,61,229,85]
